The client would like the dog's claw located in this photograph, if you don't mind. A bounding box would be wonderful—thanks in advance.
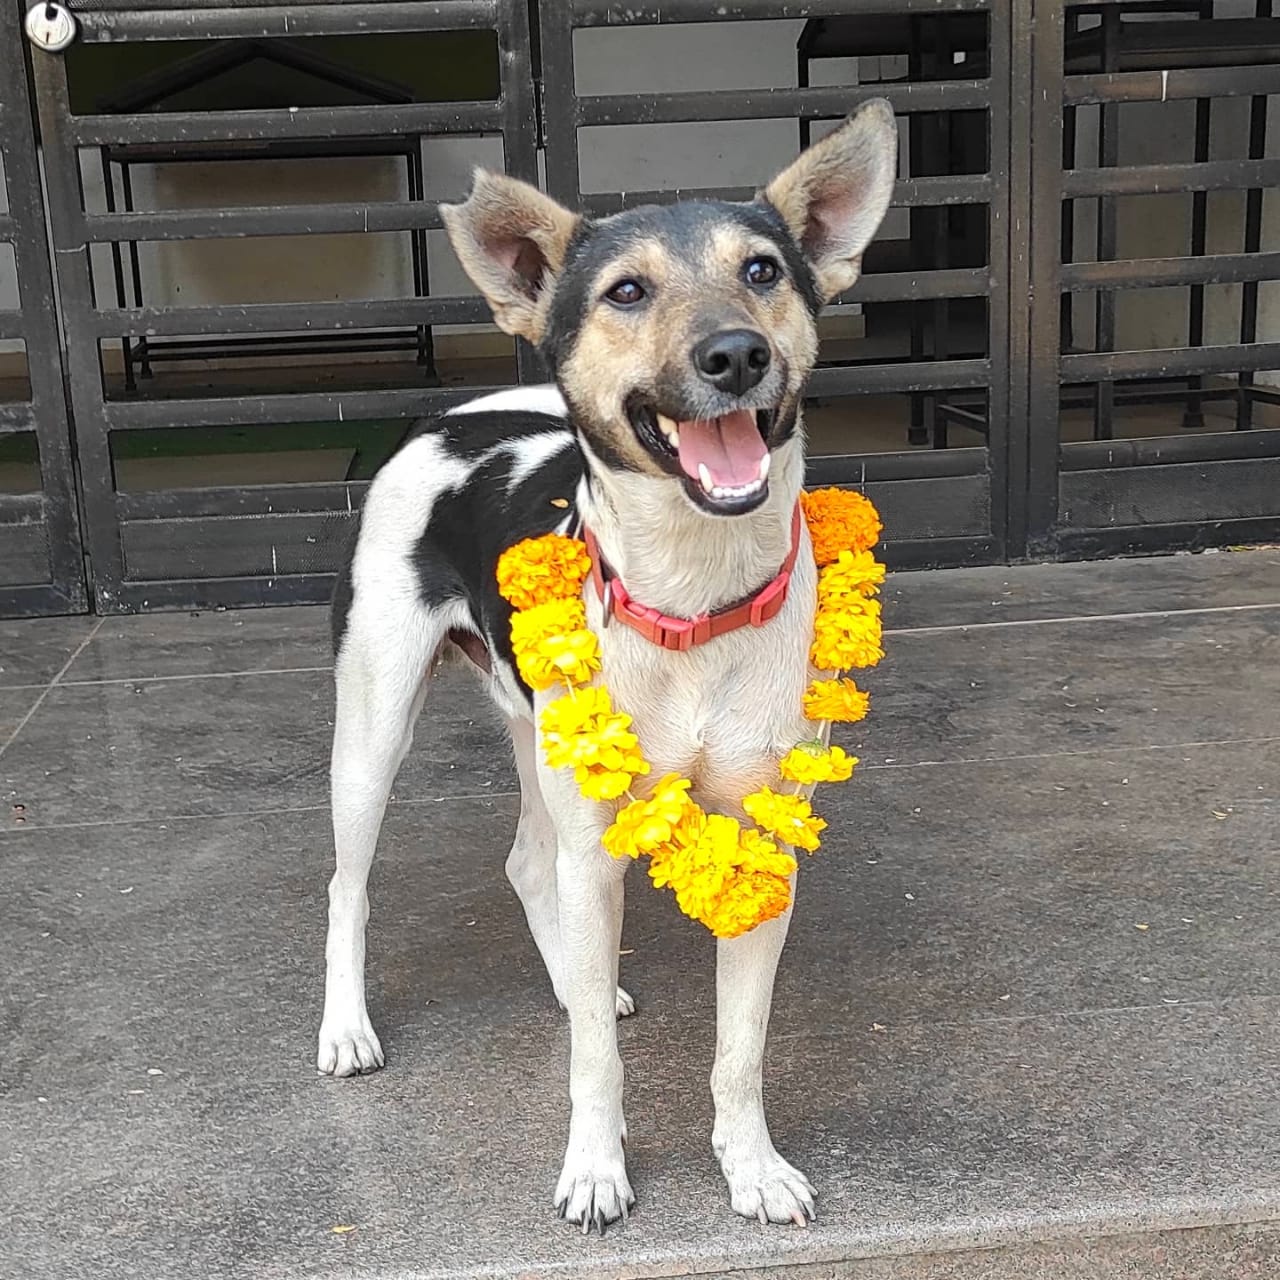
[721,1145,817,1227]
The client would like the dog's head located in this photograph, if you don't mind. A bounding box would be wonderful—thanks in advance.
[441,100,897,517]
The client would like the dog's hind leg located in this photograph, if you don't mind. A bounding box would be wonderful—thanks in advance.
[505,714,635,1019]
[711,890,816,1225]
[317,603,445,1077]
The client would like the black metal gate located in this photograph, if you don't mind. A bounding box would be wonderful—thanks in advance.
[9,0,1280,615]
[0,27,86,618]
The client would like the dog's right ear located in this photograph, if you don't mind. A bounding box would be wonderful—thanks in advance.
[440,171,580,345]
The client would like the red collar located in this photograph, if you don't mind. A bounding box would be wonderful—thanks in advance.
[582,504,802,652]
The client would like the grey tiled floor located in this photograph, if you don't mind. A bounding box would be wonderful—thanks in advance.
[2,549,1280,1280]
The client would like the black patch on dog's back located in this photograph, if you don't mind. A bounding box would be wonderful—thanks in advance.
[410,410,583,688]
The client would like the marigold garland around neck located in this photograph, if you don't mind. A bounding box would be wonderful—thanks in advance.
[495,487,885,940]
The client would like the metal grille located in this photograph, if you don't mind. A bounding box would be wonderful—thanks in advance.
[0,23,87,618]
[8,0,1280,617]
[539,0,1016,570]
[1025,0,1280,558]
[30,0,539,612]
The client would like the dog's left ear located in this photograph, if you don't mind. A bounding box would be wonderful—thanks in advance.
[440,170,581,345]
[761,98,898,303]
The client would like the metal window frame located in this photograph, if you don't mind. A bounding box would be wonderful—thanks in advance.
[30,0,538,613]
[538,0,1017,571]
[0,26,88,618]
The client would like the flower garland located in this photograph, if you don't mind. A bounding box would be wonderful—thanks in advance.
[495,488,885,940]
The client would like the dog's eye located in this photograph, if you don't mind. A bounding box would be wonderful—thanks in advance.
[745,257,779,287]
[605,279,645,307]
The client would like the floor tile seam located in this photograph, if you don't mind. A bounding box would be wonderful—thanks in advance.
[885,600,1280,638]
[862,735,1280,772]
[774,992,1280,1041]
[0,790,523,836]
[0,619,105,762]
[19,599,1280,693]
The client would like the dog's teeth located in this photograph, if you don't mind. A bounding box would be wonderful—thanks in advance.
[657,413,680,448]
[758,453,771,481]
[698,463,713,492]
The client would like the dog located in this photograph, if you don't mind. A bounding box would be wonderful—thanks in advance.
[317,99,898,1232]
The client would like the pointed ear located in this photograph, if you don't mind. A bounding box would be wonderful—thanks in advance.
[761,98,898,303]
[440,171,581,344]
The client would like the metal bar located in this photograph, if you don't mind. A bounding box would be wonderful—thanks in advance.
[838,268,990,303]
[539,0,582,205]
[806,447,989,485]
[1056,517,1280,562]
[1184,90,1212,429]
[82,201,449,243]
[118,483,370,521]
[102,575,341,614]
[572,0,992,22]
[89,296,490,338]
[1092,5,1119,443]
[1,25,88,612]
[102,385,508,431]
[581,174,993,214]
[1063,342,1280,382]
[0,215,17,241]
[1021,0,1064,554]
[1065,158,1280,197]
[0,404,39,434]
[1239,18,1269,430]
[70,102,503,148]
[987,0,1016,556]
[1061,427,1280,471]
[1063,251,1280,290]
[576,80,989,127]
[1065,64,1280,106]
[75,1,498,40]
[808,358,990,397]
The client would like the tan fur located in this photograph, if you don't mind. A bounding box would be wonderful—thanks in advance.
[439,171,580,344]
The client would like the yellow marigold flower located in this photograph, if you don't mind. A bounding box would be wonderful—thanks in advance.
[510,598,600,690]
[742,786,826,853]
[810,601,884,671]
[648,817,797,938]
[703,868,793,939]
[779,741,858,785]
[602,773,696,858]
[803,677,870,723]
[496,533,591,610]
[540,688,649,797]
[817,549,886,603]
[801,488,883,564]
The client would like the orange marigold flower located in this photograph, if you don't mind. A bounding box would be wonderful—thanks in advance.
[802,677,870,723]
[801,488,883,564]
[496,533,591,610]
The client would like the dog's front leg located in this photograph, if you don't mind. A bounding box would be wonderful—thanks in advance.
[711,883,815,1225]
[546,785,633,1233]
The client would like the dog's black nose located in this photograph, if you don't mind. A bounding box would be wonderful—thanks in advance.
[693,329,771,396]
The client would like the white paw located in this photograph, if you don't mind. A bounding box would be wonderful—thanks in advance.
[316,1015,384,1077]
[720,1145,816,1226]
[554,1147,634,1235]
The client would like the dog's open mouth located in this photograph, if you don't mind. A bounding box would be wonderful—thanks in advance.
[632,405,775,514]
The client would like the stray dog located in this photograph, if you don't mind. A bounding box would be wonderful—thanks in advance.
[318,99,898,1231]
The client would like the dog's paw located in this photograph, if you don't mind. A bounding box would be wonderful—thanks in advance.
[316,1016,384,1077]
[720,1145,816,1226]
[554,1150,634,1235]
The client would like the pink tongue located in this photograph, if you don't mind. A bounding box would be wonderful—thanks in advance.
[674,410,767,490]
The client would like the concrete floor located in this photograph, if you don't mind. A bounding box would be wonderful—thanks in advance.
[2,549,1280,1279]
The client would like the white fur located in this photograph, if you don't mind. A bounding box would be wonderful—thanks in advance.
[446,384,568,419]
[319,396,819,1230]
